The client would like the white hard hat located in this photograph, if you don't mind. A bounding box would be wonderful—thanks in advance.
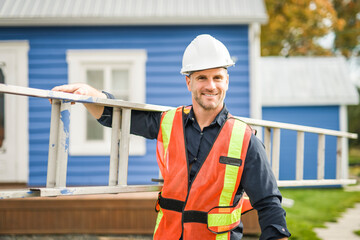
[180,34,235,75]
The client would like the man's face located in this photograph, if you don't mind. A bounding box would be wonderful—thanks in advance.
[186,68,229,111]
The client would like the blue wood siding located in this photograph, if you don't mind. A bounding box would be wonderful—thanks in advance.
[0,26,250,186]
[262,106,340,180]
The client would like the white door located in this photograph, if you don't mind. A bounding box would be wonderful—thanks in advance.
[0,41,29,183]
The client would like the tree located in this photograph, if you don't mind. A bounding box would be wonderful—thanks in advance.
[333,0,360,58]
[261,0,360,147]
[261,0,344,56]
[348,89,360,147]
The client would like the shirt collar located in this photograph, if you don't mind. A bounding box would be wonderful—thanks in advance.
[184,104,229,127]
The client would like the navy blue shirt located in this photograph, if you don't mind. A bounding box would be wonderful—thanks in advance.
[98,93,290,240]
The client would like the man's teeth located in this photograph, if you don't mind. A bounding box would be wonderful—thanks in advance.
[204,94,216,96]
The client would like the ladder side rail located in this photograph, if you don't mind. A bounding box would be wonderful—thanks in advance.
[109,107,121,186]
[0,83,171,112]
[47,99,61,187]
[277,179,356,187]
[0,84,356,138]
[296,131,305,181]
[1,83,357,138]
[32,185,163,197]
[118,108,131,186]
[239,116,357,139]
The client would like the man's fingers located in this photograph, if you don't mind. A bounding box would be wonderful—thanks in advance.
[74,88,88,95]
[51,84,80,93]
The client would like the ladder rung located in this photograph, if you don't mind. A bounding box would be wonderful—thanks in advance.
[109,107,121,186]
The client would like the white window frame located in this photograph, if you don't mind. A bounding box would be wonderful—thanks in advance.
[0,41,29,183]
[67,50,147,156]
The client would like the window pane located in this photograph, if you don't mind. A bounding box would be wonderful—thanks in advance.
[86,70,104,141]
[0,68,4,148]
[86,111,103,140]
[87,70,104,90]
[112,69,129,100]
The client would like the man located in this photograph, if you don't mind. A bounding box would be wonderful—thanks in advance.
[52,34,290,240]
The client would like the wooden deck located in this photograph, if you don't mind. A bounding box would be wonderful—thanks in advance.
[0,192,260,235]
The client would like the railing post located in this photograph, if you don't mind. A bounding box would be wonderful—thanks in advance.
[264,127,272,162]
[109,107,121,186]
[47,99,61,188]
[296,131,304,180]
[118,108,131,186]
[317,134,325,180]
[272,128,280,179]
[55,101,71,188]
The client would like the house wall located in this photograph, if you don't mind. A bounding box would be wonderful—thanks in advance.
[262,106,340,180]
[0,25,250,186]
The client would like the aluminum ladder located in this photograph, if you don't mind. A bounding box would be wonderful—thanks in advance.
[0,84,357,199]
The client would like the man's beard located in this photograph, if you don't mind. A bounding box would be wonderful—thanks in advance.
[193,91,226,111]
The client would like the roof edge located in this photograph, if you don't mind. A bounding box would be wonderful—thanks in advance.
[0,16,268,26]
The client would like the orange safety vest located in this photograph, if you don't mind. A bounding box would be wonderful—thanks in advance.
[154,106,253,240]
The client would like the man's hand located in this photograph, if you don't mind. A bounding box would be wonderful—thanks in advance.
[49,83,106,104]
[49,83,107,119]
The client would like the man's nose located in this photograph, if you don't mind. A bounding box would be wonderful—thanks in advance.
[206,79,216,90]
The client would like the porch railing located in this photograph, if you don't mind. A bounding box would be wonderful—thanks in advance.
[0,84,357,199]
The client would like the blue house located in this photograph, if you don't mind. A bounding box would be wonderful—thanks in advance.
[0,0,268,187]
[260,57,359,181]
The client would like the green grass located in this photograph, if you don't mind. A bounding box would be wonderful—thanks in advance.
[280,188,360,240]
[349,148,360,165]
[354,230,360,236]
[349,148,360,177]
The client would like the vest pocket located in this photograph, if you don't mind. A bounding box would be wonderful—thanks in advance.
[207,204,242,234]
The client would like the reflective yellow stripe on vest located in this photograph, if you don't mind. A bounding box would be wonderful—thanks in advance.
[161,109,177,161]
[153,208,163,236]
[208,120,247,238]
[219,120,246,206]
[154,109,177,239]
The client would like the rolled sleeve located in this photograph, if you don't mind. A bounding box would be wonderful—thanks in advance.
[97,91,115,128]
[241,135,291,240]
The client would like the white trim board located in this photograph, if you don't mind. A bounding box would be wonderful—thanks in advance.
[0,41,29,183]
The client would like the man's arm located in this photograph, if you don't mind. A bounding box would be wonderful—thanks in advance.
[240,135,291,240]
[51,83,106,119]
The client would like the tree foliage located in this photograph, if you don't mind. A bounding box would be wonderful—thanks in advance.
[333,0,360,58]
[261,0,344,56]
[261,0,360,147]
[348,88,360,147]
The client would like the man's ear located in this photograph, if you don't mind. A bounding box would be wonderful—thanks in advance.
[186,76,191,91]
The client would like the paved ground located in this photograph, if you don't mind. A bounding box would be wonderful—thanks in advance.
[314,202,360,240]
